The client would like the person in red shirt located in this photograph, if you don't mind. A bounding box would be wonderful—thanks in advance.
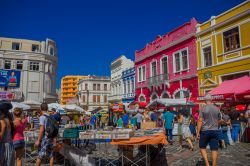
[13,107,28,166]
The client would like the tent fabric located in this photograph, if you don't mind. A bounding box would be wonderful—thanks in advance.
[209,76,250,96]
[110,132,168,145]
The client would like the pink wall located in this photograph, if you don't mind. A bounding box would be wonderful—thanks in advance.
[135,18,198,102]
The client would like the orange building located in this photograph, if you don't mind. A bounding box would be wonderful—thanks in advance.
[60,75,88,105]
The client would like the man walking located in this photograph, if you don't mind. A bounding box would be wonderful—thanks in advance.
[197,94,222,166]
[35,103,54,166]
[163,108,174,144]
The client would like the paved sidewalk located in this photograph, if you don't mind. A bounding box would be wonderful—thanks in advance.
[156,137,250,166]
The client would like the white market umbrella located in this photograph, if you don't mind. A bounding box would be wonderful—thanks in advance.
[21,100,41,109]
[48,103,64,112]
[11,102,31,110]
[63,104,84,112]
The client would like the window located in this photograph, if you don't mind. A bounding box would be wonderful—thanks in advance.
[139,96,146,102]
[82,95,85,102]
[93,95,96,103]
[104,95,107,103]
[124,82,126,94]
[203,46,212,67]
[174,53,181,72]
[138,65,146,82]
[174,48,189,72]
[223,27,240,52]
[29,61,39,71]
[16,61,23,70]
[85,83,88,90]
[32,44,39,52]
[128,81,130,93]
[162,93,169,98]
[151,61,157,77]
[97,95,100,103]
[4,60,11,69]
[131,80,134,93]
[93,84,96,90]
[12,43,20,50]
[104,84,107,91]
[181,50,188,70]
[97,84,100,91]
[50,47,54,55]
[161,57,168,74]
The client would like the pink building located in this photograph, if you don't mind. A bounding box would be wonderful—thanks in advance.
[135,18,199,107]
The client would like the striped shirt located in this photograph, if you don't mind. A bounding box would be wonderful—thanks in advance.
[32,117,40,129]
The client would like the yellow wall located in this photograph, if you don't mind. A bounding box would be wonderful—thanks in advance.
[60,76,88,105]
[196,1,250,96]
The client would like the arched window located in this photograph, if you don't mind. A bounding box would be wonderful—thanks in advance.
[139,95,146,102]
[162,93,169,98]
[174,90,190,99]
[151,94,158,100]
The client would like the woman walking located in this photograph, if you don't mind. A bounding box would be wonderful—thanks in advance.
[13,108,28,166]
[0,101,15,166]
[182,110,194,151]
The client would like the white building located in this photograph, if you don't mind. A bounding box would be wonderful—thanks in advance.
[0,37,58,103]
[109,55,134,103]
[78,76,110,111]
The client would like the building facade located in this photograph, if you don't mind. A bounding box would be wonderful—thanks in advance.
[0,37,58,103]
[121,67,135,103]
[196,1,250,96]
[60,75,88,105]
[135,18,199,103]
[109,55,134,103]
[78,76,110,111]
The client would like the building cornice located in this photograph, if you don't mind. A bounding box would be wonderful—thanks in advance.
[135,33,195,63]
[197,9,250,36]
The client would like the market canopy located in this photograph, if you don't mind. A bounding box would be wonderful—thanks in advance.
[21,100,41,109]
[11,102,31,111]
[62,104,84,112]
[48,103,64,112]
[147,98,195,108]
[209,76,250,101]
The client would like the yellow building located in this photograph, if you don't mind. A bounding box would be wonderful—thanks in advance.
[60,75,88,105]
[196,0,250,96]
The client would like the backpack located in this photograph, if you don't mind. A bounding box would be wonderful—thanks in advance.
[45,115,59,138]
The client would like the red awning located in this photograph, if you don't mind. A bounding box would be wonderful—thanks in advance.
[209,76,250,101]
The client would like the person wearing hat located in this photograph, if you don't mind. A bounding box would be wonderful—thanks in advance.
[197,94,222,166]
[0,100,15,166]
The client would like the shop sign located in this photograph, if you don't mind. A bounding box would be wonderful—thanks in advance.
[0,70,21,88]
[0,91,15,100]
[204,71,212,79]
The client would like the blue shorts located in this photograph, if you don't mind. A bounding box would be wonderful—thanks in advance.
[13,140,25,149]
[199,130,219,151]
[38,138,54,159]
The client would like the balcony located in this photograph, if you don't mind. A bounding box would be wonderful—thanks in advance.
[147,74,169,87]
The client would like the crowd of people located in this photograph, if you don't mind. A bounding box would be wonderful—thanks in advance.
[0,97,249,166]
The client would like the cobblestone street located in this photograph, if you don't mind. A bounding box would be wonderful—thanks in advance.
[154,136,250,166]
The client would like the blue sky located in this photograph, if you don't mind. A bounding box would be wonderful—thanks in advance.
[0,0,245,88]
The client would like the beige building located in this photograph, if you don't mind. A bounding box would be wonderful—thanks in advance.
[60,75,88,105]
[78,76,110,111]
[0,37,58,103]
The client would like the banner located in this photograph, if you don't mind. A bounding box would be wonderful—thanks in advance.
[0,91,15,100]
[0,70,21,88]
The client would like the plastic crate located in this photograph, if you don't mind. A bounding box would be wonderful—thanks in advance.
[63,128,79,138]
[95,131,112,139]
[79,131,95,139]
[112,131,134,140]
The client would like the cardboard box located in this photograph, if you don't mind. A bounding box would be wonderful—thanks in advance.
[141,122,156,129]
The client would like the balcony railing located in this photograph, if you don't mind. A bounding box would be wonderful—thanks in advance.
[147,74,169,87]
